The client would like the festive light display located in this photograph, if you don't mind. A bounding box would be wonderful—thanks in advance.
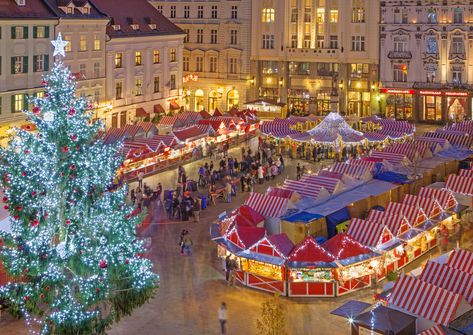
[0,57,158,334]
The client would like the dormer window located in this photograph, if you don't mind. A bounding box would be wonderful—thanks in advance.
[131,24,139,31]
[148,24,157,30]
[82,7,89,14]
[66,6,73,14]
[15,0,26,6]
[112,25,121,31]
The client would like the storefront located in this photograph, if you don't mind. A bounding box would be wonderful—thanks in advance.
[227,89,239,110]
[419,90,442,122]
[194,89,204,111]
[208,90,218,111]
[259,87,279,101]
[288,89,310,115]
[381,88,414,120]
[446,91,469,122]
[316,92,331,116]
[348,91,371,117]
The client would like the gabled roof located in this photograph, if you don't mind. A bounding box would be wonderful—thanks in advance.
[92,0,184,38]
[225,226,265,250]
[0,0,57,18]
[238,205,265,226]
[43,0,107,19]
[288,236,335,264]
[448,249,473,275]
[322,233,373,261]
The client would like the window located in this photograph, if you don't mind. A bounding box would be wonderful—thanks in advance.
[352,8,365,23]
[12,94,25,113]
[350,63,369,78]
[115,82,123,99]
[317,35,324,48]
[11,56,27,74]
[154,76,160,93]
[94,62,100,78]
[79,64,86,77]
[35,92,44,99]
[135,78,142,96]
[426,36,438,54]
[289,62,310,75]
[33,55,48,72]
[184,6,189,18]
[170,6,176,18]
[209,56,217,72]
[211,5,218,19]
[262,34,274,49]
[196,56,203,72]
[317,8,325,23]
[79,35,87,51]
[156,5,162,13]
[64,35,71,52]
[153,49,160,64]
[291,8,298,22]
[394,9,407,24]
[93,35,100,50]
[115,53,122,68]
[329,35,338,49]
[452,70,462,84]
[262,8,275,22]
[351,36,365,51]
[210,29,217,44]
[304,8,311,22]
[304,34,311,48]
[393,64,408,82]
[451,36,464,53]
[231,6,238,19]
[33,26,49,38]
[330,10,338,23]
[229,57,237,74]
[66,6,73,14]
[262,60,279,74]
[94,90,100,104]
[393,37,408,52]
[12,26,27,39]
[453,8,463,24]
[291,34,297,48]
[183,56,189,71]
[135,51,142,66]
[184,29,189,43]
[197,29,203,43]
[170,48,176,62]
[170,74,176,90]
[317,63,338,76]
[230,30,237,45]
[197,5,203,18]
[427,9,437,24]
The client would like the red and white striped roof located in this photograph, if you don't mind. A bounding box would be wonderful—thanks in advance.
[363,131,388,142]
[104,127,125,144]
[445,174,473,196]
[424,131,472,148]
[384,142,430,161]
[260,120,299,138]
[382,214,411,236]
[402,194,442,219]
[135,121,156,133]
[385,202,427,227]
[418,187,457,211]
[122,141,152,159]
[347,159,376,171]
[448,249,473,275]
[417,325,446,335]
[248,234,294,259]
[420,261,473,305]
[172,126,207,142]
[282,180,323,200]
[458,169,473,178]
[370,151,410,165]
[331,162,371,180]
[159,115,179,126]
[389,274,462,326]
[347,218,393,248]
[416,136,450,149]
[367,209,385,223]
[300,174,341,194]
[245,192,289,218]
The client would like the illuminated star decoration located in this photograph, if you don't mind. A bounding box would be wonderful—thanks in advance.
[51,32,69,58]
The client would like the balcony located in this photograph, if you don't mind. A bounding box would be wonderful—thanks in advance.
[387,51,412,59]
[422,52,439,60]
[448,52,466,60]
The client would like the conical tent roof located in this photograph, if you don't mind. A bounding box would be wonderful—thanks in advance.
[307,112,365,143]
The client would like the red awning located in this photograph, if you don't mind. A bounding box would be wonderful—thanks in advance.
[154,104,165,114]
[135,108,149,117]
[169,101,180,110]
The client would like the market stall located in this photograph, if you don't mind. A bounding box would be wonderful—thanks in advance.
[330,162,373,181]
[385,202,428,227]
[243,100,287,120]
[280,212,327,244]
[459,168,473,178]
[447,248,473,274]
[239,234,294,294]
[445,174,473,206]
[418,186,458,212]
[281,180,330,202]
[286,237,337,297]
[322,234,382,296]
[245,192,291,235]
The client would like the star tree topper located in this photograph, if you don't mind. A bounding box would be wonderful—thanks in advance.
[51,32,69,58]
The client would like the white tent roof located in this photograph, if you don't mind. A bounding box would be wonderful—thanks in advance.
[307,112,365,143]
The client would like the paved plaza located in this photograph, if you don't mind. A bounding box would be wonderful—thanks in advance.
[0,134,470,335]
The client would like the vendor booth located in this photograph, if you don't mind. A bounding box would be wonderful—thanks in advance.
[240,234,294,294]
[245,192,291,235]
[280,211,327,244]
[243,100,287,120]
[448,248,473,274]
[286,237,337,297]
[418,186,457,212]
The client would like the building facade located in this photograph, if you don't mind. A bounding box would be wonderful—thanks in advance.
[94,0,185,128]
[150,0,252,113]
[380,0,473,123]
[251,0,380,117]
[0,0,57,137]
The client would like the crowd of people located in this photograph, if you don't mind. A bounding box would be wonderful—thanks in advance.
[289,141,385,162]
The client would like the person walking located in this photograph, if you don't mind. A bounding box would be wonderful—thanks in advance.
[225,254,231,283]
[137,171,144,189]
[258,165,264,184]
[225,181,232,203]
[296,163,301,180]
[438,224,450,252]
[136,188,143,210]
[155,183,163,207]
[182,231,193,256]
[193,198,201,222]
[218,302,228,335]
[229,258,238,287]
[178,229,187,255]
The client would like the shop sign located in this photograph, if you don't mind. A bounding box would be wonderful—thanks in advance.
[380,88,415,94]
[445,91,468,97]
[419,90,442,96]
[183,74,198,83]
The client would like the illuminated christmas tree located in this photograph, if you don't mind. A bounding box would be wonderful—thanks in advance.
[0,35,158,334]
